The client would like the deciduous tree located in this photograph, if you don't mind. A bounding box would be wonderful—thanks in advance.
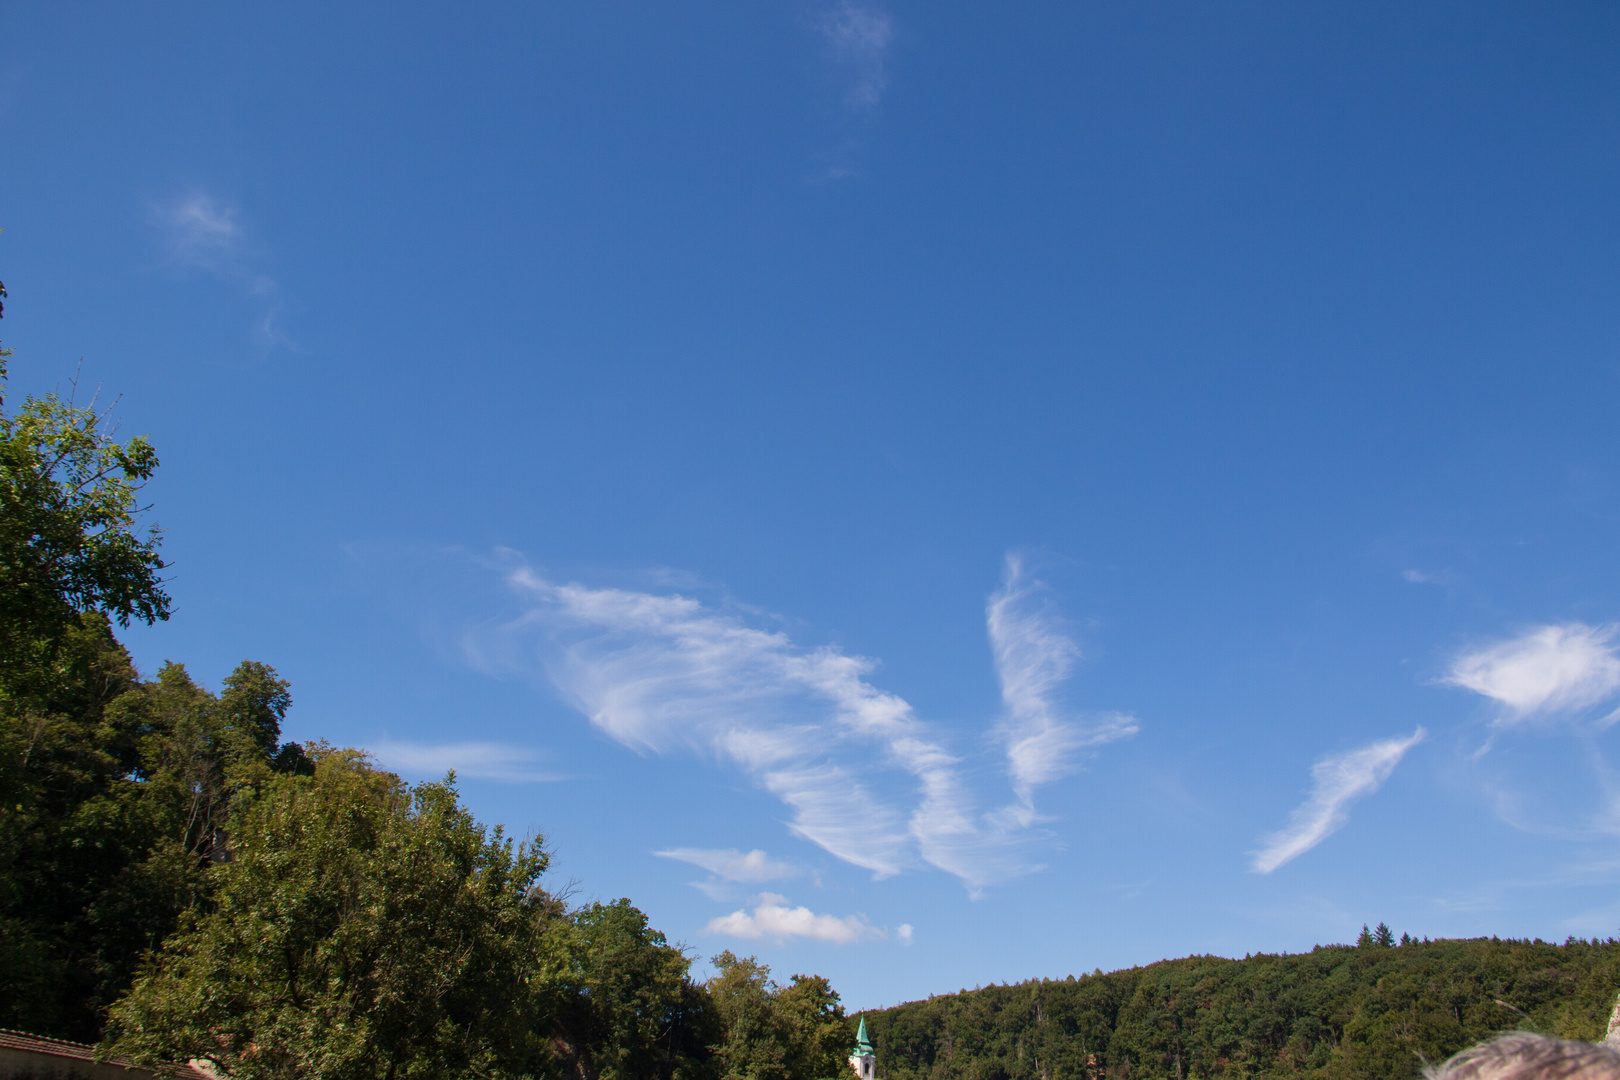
[108,751,563,1080]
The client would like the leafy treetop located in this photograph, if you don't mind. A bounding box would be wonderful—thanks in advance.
[0,353,169,683]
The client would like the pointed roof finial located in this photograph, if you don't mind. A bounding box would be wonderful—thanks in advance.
[854,1015,874,1055]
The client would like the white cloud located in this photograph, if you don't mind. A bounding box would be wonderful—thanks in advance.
[657,848,797,883]
[818,2,893,108]
[1252,729,1425,874]
[475,558,1129,890]
[161,193,242,270]
[1445,624,1620,724]
[987,556,1138,824]
[705,894,885,945]
[897,923,914,945]
[368,739,559,784]
[153,190,288,346]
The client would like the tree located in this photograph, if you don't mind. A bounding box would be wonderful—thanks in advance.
[0,647,309,1041]
[774,974,848,1080]
[706,953,847,1080]
[0,612,145,1039]
[0,354,169,688]
[709,953,791,1080]
[108,750,564,1080]
[1373,922,1395,948]
[559,899,717,1080]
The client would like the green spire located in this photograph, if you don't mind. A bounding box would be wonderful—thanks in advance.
[853,1015,873,1055]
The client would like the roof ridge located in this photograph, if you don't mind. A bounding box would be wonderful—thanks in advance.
[0,1028,217,1079]
[0,1028,97,1050]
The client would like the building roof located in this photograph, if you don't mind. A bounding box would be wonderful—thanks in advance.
[0,1028,215,1079]
[852,1015,874,1056]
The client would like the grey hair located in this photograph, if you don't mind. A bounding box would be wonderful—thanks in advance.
[1426,1033,1620,1080]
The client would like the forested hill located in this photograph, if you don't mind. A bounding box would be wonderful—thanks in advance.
[862,936,1620,1080]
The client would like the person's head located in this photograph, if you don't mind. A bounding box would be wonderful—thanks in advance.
[1428,1034,1620,1080]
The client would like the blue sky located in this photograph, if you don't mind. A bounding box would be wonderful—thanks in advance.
[6,1,1620,1010]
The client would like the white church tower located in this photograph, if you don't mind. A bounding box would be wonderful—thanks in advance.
[849,1016,876,1080]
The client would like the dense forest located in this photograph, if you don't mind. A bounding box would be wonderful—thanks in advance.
[6,293,1620,1080]
[863,933,1620,1080]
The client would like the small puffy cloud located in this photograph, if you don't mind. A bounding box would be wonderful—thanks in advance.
[705,894,886,945]
[897,923,914,944]
[656,848,797,883]
[1252,729,1425,874]
[1445,624,1620,724]
[369,739,559,783]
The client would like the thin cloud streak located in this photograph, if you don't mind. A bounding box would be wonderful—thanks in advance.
[705,893,885,944]
[656,848,797,883]
[1252,729,1425,874]
[369,739,560,784]
[987,556,1138,824]
[1445,623,1620,725]
[476,559,1131,890]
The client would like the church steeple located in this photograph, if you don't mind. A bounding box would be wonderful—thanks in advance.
[849,1016,876,1079]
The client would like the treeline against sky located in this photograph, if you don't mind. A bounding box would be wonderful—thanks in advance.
[863,935,1620,1080]
[0,311,851,1080]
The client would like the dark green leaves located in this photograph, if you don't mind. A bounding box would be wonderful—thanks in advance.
[707,952,850,1080]
[862,939,1620,1080]
[108,752,559,1080]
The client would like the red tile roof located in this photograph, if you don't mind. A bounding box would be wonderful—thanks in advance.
[0,1028,216,1078]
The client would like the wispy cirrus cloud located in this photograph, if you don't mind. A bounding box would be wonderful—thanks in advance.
[658,848,799,898]
[152,190,288,346]
[818,2,894,109]
[988,556,1138,825]
[161,194,244,270]
[469,557,1130,891]
[369,739,560,784]
[657,848,798,882]
[1445,624,1620,725]
[1251,729,1425,874]
[705,893,886,945]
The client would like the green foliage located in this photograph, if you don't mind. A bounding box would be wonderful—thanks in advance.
[775,974,851,1080]
[707,952,849,1080]
[559,899,717,1080]
[862,937,1620,1080]
[0,608,306,1040]
[107,751,561,1080]
[0,354,168,685]
[0,613,145,1039]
